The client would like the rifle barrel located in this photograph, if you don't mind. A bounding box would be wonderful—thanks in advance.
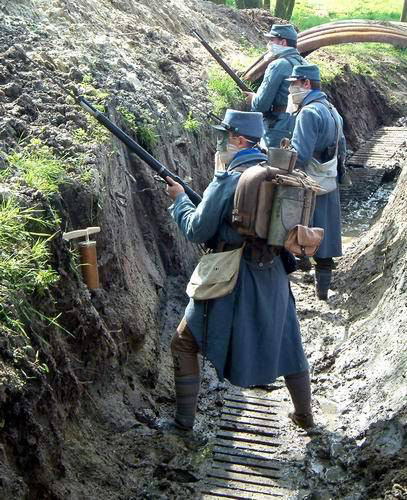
[192,30,252,93]
[79,97,202,206]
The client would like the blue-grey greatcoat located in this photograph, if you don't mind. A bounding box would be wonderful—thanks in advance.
[170,149,309,388]
[251,47,306,148]
[291,90,346,258]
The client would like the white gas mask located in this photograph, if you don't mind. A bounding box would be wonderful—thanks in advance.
[289,84,311,105]
[267,41,286,56]
[214,143,240,172]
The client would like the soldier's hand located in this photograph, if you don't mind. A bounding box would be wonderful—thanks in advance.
[243,92,255,107]
[166,176,185,200]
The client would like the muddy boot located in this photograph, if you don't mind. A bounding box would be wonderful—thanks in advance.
[157,419,208,449]
[285,371,314,430]
[288,412,314,429]
[296,255,312,272]
[315,269,332,300]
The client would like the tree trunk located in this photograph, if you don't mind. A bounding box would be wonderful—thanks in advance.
[263,0,271,9]
[275,0,296,20]
[244,0,261,8]
[401,0,407,22]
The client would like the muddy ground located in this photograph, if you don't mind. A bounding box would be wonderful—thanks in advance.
[0,1,406,499]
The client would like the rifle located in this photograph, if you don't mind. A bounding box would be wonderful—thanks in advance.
[191,29,252,93]
[20,50,202,207]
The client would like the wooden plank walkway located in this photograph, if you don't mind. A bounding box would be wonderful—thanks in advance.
[347,126,407,167]
[201,391,294,499]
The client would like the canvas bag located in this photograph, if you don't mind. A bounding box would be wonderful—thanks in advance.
[186,245,245,300]
[305,101,341,195]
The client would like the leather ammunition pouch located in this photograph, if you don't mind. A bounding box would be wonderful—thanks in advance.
[284,225,324,257]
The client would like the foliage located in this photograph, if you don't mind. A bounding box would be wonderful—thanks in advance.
[0,198,61,384]
[73,74,111,145]
[291,0,404,31]
[309,43,407,84]
[118,107,159,150]
[183,112,201,133]
[7,138,68,195]
[207,66,245,115]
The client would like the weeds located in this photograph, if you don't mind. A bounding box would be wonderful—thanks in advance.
[207,66,245,115]
[183,112,201,133]
[7,138,68,195]
[0,198,63,386]
[119,106,158,150]
[73,74,111,145]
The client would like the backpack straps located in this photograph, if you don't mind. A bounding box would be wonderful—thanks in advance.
[298,99,340,158]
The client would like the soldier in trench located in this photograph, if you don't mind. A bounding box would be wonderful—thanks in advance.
[164,110,314,437]
[244,24,307,148]
[287,64,346,300]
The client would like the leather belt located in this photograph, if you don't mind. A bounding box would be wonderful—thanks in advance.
[221,241,281,264]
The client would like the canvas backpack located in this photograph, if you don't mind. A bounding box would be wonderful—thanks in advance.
[231,144,324,256]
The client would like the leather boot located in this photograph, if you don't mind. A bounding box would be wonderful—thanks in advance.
[315,269,332,300]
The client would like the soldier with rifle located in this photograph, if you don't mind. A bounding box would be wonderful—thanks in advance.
[244,24,306,148]
[165,110,314,438]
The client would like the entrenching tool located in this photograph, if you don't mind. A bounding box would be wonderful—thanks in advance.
[63,227,101,289]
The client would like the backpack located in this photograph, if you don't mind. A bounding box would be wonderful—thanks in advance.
[231,145,324,256]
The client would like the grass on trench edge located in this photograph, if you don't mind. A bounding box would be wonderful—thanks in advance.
[0,198,63,388]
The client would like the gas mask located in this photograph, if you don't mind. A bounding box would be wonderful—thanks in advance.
[289,85,311,105]
[267,41,287,56]
[214,130,240,172]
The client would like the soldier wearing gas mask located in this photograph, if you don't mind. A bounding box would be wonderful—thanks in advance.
[288,64,346,300]
[164,110,313,440]
[244,24,306,148]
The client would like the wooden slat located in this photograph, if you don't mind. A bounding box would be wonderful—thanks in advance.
[212,462,283,480]
[214,454,281,473]
[206,474,288,494]
[215,438,284,455]
[221,414,280,429]
[225,394,280,405]
[202,485,278,499]
[213,444,282,462]
[222,407,281,421]
[223,402,279,416]
[220,421,280,437]
[216,430,283,447]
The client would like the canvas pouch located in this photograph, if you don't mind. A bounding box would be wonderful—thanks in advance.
[186,245,244,300]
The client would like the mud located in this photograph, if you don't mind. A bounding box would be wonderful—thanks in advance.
[0,1,406,499]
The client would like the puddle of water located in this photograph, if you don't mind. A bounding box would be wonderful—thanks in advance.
[341,181,396,244]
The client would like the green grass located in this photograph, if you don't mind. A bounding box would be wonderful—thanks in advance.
[118,106,158,150]
[7,138,68,195]
[309,43,407,84]
[291,0,404,31]
[0,198,60,385]
[207,66,246,115]
[183,112,201,133]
